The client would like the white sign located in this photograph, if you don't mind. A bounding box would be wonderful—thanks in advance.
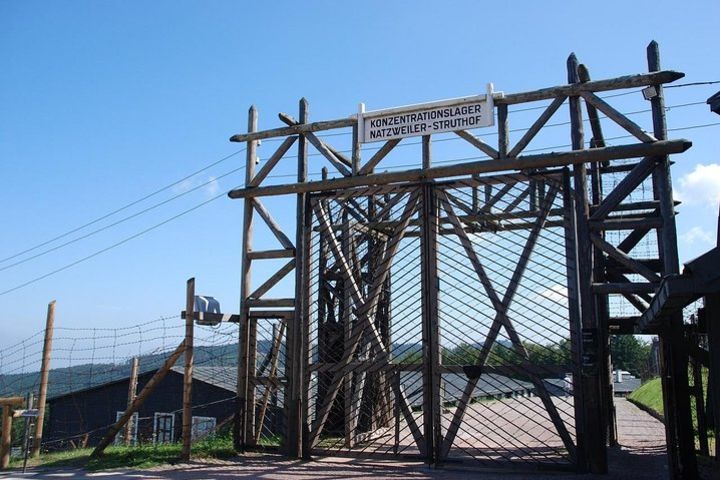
[359,84,498,144]
[20,409,39,418]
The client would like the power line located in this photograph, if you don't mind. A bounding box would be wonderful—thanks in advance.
[1,112,716,295]
[0,189,231,297]
[0,166,245,273]
[0,149,247,266]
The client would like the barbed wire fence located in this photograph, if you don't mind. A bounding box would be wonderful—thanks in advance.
[0,309,242,457]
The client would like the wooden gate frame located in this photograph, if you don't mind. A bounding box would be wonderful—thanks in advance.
[228,42,697,478]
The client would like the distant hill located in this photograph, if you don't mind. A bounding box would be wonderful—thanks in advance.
[0,340,426,399]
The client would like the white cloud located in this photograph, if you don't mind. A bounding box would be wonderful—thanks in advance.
[204,176,220,197]
[676,163,720,208]
[679,226,715,246]
[171,178,194,195]
[535,284,567,304]
[170,176,220,198]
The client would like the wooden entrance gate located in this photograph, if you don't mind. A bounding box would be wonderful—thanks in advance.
[229,43,698,477]
[305,173,579,470]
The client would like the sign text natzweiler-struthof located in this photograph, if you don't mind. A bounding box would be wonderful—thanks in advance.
[359,88,496,144]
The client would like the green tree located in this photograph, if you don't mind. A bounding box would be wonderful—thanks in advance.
[610,335,652,379]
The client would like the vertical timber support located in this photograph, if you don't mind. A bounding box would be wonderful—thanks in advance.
[235,106,258,451]
[1,405,11,469]
[647,41,697,479]
[579,64,616,447]
[124,357,139,445]
[289,98,309,459]
[420,140,441,465]
[568,53,606,473]
[706,293,720,459]
[181,277,195,461]
[562,168,587,472]
[32,300,55,458]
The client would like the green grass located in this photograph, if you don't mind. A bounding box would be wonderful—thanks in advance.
[628,376,664,416]
[9,435,236,472]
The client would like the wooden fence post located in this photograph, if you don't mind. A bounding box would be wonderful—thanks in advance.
[1,405,11,469]
[124,357,139,445]
[31,300,55,458]
[181,278,195,461]
[0,397,23,468]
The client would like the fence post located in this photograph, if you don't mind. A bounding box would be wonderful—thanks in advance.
[181,278,195,461]
[32,300,55,458]
[124,357,139,445]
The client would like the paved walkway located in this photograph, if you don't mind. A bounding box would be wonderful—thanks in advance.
[0,399,670,480]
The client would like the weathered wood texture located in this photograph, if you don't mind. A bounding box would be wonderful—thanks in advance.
[229,140,690,199]
[124,357,139,446]
[181,278,195,461]
[32,300,55,458]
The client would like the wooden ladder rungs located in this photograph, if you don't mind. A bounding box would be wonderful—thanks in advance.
[247,249,295,260]
[246,298,295,308]
[248,310,294,319]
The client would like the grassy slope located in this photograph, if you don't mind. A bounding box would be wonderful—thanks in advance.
[628,377,664,416]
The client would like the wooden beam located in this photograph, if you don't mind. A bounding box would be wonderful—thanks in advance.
[32,300,55,458]
[92,340,187,457]
[252,198,295,249]
[592,282,657,294]
[227,71,683,144]
[248,259,296,299]
[124,357,139,445]
[581,91,656,143]
[1,406,11,469]
[228,140,691,199]
[181,278,194,461]
[590,234,661,282]
[248,136,298,187]
[358,139,401,175]
[590,156,657,220]
[247,249,295,260]
[455,130,499,159]
[508,95,567,157]
[496,70,684,105]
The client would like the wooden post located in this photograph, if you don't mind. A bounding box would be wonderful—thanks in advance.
[562,168,588,470]
[31,300,55,458]
[647,40,697,479]
[420,136,440,463]
[181,278,195,461]
[1,405,11,469]
[422,135,431,169]
[706,294,720,459]
[124,357,139,445]
[235,105,258,451]
[287,98,308,459]
[579,64,616,447]
[568,53,606,473]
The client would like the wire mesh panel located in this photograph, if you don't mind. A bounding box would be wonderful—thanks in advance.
[303,174,579,468]
[250,316,288,448]
[435,174,578,469]
[306,185,426,458]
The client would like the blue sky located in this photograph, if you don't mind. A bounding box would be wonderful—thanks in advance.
[1,1,719,351]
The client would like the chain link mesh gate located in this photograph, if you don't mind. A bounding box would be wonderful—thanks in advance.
[304,172,579,469]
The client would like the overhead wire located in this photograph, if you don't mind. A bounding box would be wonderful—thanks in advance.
[1,97,717,296]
